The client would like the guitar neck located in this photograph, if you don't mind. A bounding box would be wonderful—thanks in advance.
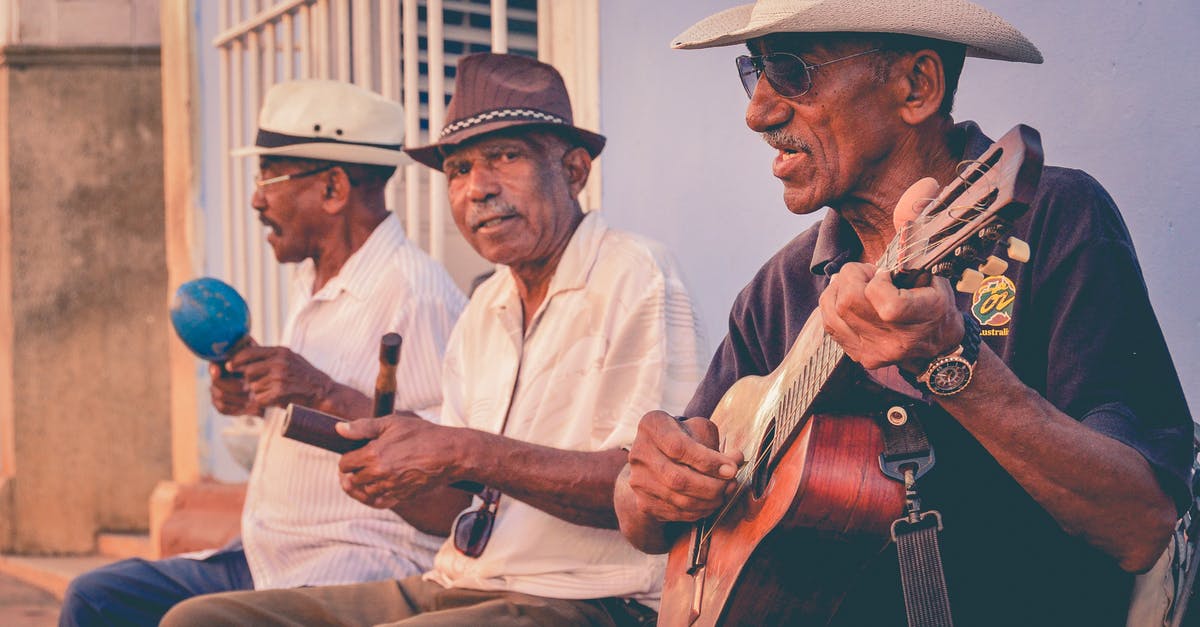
[764,227,919,469]
[767,332,848,467]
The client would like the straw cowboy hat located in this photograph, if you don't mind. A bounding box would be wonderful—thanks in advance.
[673,0,1042,64]
[233,79,409,166]
[405,53,606,170]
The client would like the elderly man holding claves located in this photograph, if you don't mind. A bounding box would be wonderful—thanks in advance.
[613,1,1192,626]
[61,80,465,627]
[161,52,707,627]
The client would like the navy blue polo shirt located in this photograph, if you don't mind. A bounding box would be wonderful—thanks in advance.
[685,122,1193,626]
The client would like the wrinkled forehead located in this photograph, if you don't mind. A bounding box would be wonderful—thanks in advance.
[441,127,567,164]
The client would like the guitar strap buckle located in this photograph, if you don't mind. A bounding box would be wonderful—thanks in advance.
[879,449,936,483]
[890,509,944,543]
[876,403,936,483]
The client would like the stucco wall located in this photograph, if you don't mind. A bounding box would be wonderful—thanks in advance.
[0,0,160,47]
[0,47,170,553]
[597,0,1200,413]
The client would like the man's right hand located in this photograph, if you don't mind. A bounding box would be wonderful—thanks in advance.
[615,411,743,553]
[626,411,742,522]
[209,362,262,416]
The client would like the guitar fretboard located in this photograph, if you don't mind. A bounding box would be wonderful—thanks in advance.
[764,234,906,466]
[768,334,846,463]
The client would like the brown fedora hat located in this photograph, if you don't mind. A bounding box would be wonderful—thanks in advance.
[405,52,606,170]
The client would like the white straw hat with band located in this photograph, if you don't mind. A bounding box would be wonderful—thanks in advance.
[233,79,410,166]
[672,0,1043,64]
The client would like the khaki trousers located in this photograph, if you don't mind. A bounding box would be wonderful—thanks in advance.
[159,576,620,627]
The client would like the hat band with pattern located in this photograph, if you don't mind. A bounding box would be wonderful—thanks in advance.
[255,129,403,152]
[439,108,567,140]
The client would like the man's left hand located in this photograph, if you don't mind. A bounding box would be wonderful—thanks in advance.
[819,263,963,372]
[336,413,458,509]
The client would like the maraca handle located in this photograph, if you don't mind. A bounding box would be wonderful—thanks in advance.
[214,335,254,379]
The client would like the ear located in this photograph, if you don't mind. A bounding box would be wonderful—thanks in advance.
[560,147,592,197]
[320,167,352,215]
[896,49,946,126]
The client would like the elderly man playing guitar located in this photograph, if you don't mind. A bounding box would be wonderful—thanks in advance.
[614,1,1192,626]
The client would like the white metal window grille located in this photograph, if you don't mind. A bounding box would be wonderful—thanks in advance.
[211,0,537,345]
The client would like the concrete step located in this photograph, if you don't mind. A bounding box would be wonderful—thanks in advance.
[0,532,146,600]
[0,554,115,600]
[96,532,152,560]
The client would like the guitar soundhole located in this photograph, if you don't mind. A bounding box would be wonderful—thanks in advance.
[752,421,776,498]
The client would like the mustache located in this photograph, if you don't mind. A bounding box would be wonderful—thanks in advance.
[761,129,813,154]
[465,198,519,230]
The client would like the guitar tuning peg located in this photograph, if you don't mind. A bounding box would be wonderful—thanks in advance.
[979,255,1009,276]
[1007,237,1030,263]
[956,268,985,294]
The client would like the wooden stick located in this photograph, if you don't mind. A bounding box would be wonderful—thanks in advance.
[373,333,402,417]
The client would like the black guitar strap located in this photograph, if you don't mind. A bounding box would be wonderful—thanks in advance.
[878,403,954,627]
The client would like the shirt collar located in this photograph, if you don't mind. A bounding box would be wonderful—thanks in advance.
[542,211,607,299]
[808,121,992,277]
[296,212,408,301]
[809,209,863,277]
[486,211,607,322]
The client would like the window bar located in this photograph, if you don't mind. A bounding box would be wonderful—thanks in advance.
[491,0,507,53]
[282,11,296,80]
[335,0,351,82]
[427,0,447,261]
[315,0,331,79]
[299,3,312,78]
[278,10,298,336]
[536,0,548,62]
[230,35,248,294]
[402,0,421,248]
[246,25,267,342]
[264,20,277,84]
[379,0,399,99]
[219,1,235,283]
[262,18,284,342]
[380,0,403,222]
[352,0,373,87]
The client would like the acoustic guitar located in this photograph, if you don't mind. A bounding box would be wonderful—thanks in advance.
[658,125,1045,626]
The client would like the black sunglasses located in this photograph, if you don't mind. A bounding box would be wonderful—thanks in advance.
[735,48,881,99]
[453,487,501,558]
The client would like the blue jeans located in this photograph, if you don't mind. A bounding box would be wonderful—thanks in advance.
[59,545,253,627]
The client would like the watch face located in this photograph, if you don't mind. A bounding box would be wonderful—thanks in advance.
[927,357,973,396]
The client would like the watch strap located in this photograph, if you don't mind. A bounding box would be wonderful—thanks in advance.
[957,310,982,365]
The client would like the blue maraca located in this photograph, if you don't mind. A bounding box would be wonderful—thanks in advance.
[169,277,252,369]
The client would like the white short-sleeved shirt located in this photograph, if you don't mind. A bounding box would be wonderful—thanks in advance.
[425,212,706,607]
[241,213,467,589]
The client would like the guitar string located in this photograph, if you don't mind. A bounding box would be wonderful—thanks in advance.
[695,156,1021,543]
[894,203,986,265]
[891,157,1022,265]
[700,335,845,542]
